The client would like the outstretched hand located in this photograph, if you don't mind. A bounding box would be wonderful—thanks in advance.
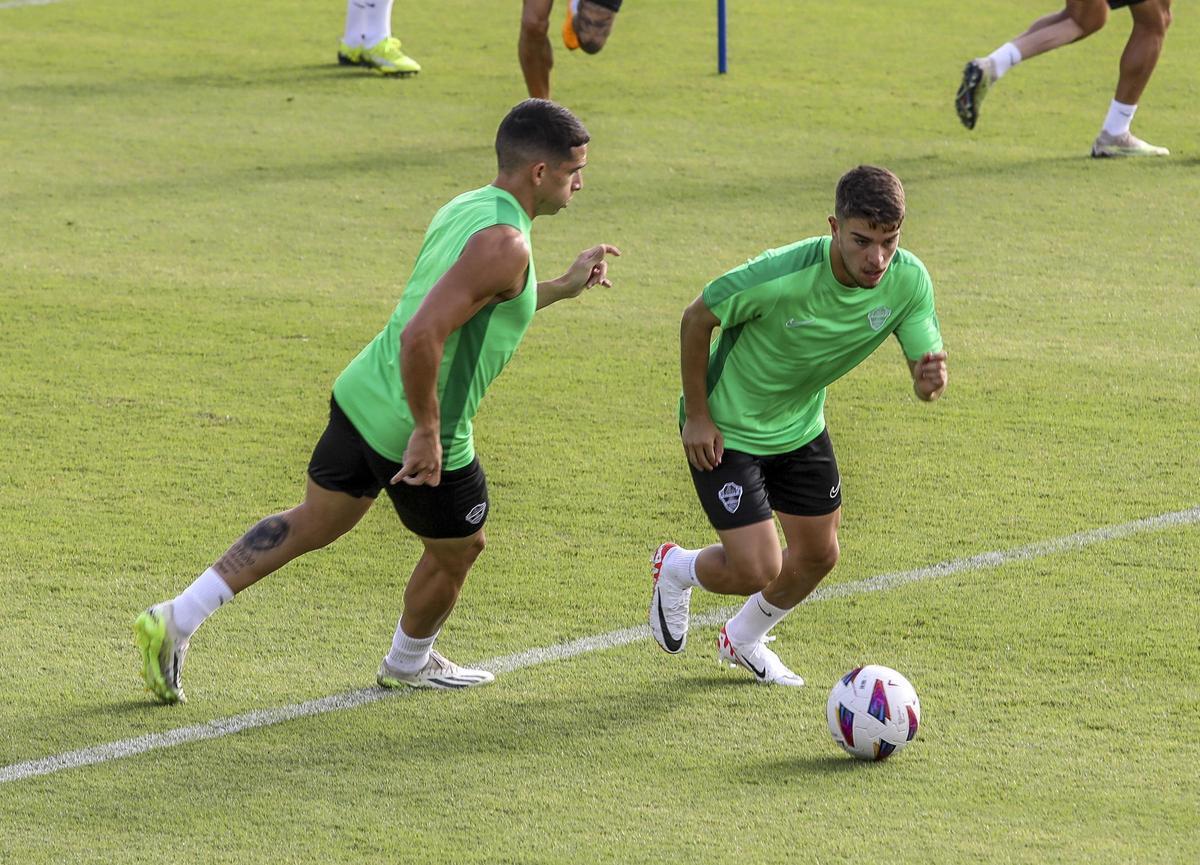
[562,243,621,297]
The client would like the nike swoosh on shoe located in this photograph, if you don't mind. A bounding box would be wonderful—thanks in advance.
[655,591,685,653]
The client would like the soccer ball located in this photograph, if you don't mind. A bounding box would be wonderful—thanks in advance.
[826,665,921,761]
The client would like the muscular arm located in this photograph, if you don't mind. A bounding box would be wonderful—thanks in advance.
[907,351,949,402]
[519,0,554,99]
[680,296,724,470]
[395,225,530,485]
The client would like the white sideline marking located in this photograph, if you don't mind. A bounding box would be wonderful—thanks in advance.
[0,0,66,9]
[2,505,1197,784]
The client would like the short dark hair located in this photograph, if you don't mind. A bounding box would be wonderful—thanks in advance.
[495,99,590,172]
[835,165,906,229]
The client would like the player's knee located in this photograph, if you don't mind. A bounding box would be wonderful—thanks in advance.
[520,12,550,41]
[789,542,840,579]
[738,558,781,591]
[578,35,609,55]
[1071,4,1108,35]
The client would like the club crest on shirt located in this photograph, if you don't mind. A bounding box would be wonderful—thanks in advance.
[718,482,743,513]
[867,306,892,332]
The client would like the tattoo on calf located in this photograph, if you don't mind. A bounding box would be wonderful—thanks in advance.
[214,515,290,578]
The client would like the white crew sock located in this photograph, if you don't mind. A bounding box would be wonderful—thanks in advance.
[362,0,396,46]
[386,624,438,674]
[171,568,234,640]
[662,546,702,588]
[342,0,369,47]
[724,592,791,647]
[987,42,1022,80]
[1102,100,1137,137]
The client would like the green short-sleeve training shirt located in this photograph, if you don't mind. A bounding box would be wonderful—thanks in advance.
[682,235,943,455]
[333,185,537,470]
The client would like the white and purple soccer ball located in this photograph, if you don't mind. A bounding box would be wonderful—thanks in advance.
[826,664,921,761]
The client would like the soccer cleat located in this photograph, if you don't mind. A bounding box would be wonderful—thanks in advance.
[562,0,581,50]
[718,625,805,687]
[337,42,365,66]
[955,58,994,130]
[362,37,421,76]
[648,542,691,654]
[377,651,494,690]
[133,602,189,704]
[1091,130,1169,158]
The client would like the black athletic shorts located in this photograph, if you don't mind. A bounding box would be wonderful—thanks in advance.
[688,428,842,531]
[307,396,489,539]
[1107,0,1147,9]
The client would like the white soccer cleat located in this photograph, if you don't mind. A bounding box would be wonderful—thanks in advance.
[717,625,804,687]
[648,542,691,654]
[133,601,189,704]
[376,650,494,690]
[1091,130,1169,158]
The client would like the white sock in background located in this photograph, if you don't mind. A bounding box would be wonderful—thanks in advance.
[724,591,790,647]
[385,624,437,673]
[171,568,234,640]
[342,0,368,47]
[1102,100,1137,137]
[987,42,1022,79]
[362,0,396,46]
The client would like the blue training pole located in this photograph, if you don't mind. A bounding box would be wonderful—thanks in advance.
[717,0,727,74]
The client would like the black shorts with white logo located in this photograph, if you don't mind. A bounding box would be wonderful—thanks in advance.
[307,396,489,539]
[688,428,842,531]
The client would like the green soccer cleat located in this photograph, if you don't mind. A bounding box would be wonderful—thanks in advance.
[133,603,188,704]
[362,37,421,76]
[337,42,365,66]
[377,651,494,690]
[955,58,994,130]
[1091,130,1169,158]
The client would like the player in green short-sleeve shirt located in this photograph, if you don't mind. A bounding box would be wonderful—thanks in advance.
[649,166,949,686]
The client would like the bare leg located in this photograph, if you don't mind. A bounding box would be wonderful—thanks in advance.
[762,510,841,609]
[519,0,554,99]
[1115,0,1172,104]
[399,531,486,638]
[693,520,782,595]
[213,478,374,594]
[1013,1,1108,61]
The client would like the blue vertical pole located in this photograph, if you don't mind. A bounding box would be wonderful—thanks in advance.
[717,0,727,74]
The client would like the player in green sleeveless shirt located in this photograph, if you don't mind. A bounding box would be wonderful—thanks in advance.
[133,100,620,702]
[649,166,948,686]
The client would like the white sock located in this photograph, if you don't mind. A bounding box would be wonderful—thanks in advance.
[1102,100,1137,137]
[342,0,369,47]
[987,42,1022,80]
[171,568,234,640]
[663,546,702,588]
[386,624,437,674]
[362,0,396,46]
[724,592,791,647]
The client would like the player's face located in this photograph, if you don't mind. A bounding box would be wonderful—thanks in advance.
[828,216,901,288]
[536,144,587,215]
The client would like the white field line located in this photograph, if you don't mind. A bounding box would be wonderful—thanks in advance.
[3,505,1197,784]
[0,0,66,9]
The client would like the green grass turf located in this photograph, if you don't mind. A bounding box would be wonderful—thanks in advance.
[1,0,1198,862]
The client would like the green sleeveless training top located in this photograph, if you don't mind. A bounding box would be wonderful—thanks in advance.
[681,235,943,455]
[332,185,537,470]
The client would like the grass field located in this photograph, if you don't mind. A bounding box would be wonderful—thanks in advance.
[2,0,1198,862]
